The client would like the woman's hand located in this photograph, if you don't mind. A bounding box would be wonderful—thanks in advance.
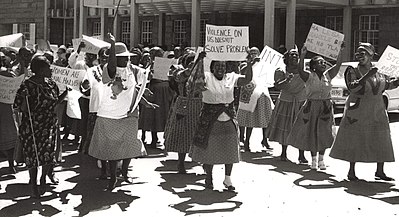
[369,67,378,76]
[198,51,206,60]
[145,102,159,109]
[301,45,307,57]
[107,33,116,43]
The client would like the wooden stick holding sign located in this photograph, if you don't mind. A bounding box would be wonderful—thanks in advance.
[304,23,344,60]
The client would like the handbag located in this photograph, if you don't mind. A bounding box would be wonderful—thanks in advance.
[239,80,256,104]
[175,97,189,116]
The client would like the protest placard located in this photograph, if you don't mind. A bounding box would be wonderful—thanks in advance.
[0,33,24,48]
[376,45,399,77]
[255,45,285,87]
[205,24,249,61]
[0,75,25,104]
[72,35,110,54]
[51,65,86,91]
[36,39,51,52]
[304,23,344,60]
[152,57,175,81]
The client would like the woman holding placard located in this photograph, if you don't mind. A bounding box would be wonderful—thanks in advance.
[237,47,274,152]
[190,52,255,191]
[287,44,343,170]
[267,48,308,163]
[330,43,399,181]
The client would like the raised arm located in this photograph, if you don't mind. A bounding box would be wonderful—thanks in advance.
[107,33,117,79]
[298,46,310,82]
[236,57,257,87]
[327,42,345,79]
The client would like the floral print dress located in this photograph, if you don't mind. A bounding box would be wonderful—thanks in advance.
[14,78,59,168]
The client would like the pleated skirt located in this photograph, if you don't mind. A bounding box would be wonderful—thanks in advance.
[164,97,202,153]
[89,111,146,161]
[190,120,240,164]
[237,93,273,128]
[267,99,305,146]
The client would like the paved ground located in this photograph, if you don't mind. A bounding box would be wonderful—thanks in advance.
[1,115,399,217]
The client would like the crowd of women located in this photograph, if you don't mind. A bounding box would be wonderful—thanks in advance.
[0,32,398,199]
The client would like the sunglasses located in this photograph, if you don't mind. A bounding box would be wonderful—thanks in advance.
[317,59,326,65]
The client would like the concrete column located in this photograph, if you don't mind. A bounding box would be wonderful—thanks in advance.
[73,0,77,38]
[79,0,84,37]
[44,0,48,41]
[285,0,296,50]
[113,13,118,40]
[158,13,165,46]
[130,1,140,47]
[191,0,200,47]
[342,6,352,61]
[264,0,275,47]
[100,8,105,40]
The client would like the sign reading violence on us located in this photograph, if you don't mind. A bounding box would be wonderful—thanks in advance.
[376,45,399,77]
[51,65,86,91]
[205,24,249,61]
[0,75,24,104]
[305,23,344,60]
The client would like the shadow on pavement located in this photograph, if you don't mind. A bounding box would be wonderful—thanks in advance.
[157,160,242,215]
[0,143,140,217]
[241,151,399,205]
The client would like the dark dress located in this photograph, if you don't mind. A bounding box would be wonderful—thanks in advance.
[330,66,396,162]
[14,78,59,168]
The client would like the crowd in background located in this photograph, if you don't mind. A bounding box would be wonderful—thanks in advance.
[0,32,398,199]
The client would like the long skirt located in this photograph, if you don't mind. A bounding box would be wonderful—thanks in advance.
[330,95,394,162]
[267,99,305,145]
[81,112,97,154]
[237,93,273,128]
[164,97,202,153]
[89,111,146,161]
[191,120,240,164]
[287,99,334,152]
[139,81,174,132]
[0,103,18,151]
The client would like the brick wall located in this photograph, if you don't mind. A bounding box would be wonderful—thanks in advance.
[0,0,45,40]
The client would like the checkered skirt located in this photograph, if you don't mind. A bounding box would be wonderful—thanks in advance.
[89,110,146,161]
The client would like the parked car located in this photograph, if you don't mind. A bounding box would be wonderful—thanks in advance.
[331,62,399,112]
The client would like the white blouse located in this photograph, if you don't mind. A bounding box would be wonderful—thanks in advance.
[202,71,241,104]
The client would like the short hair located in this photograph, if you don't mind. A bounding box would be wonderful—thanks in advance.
[309,55,323,71]
[210,60,226,74]
[30,55,50,74]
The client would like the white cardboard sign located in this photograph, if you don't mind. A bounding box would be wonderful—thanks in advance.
[376,45,399,77]
[51,65,87,91]
[205,24,249,61]
[0,75,25,104]
[305,23,344,60]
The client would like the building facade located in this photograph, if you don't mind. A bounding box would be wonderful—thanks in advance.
[0,0,399,61]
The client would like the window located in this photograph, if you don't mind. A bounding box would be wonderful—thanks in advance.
[20,23,30,40]
[121,21,130,47]
[200,19,207,46]
[173,20,187,46]
[358,15,379,52]
[325,16,343,33]
[93,22,101,36]
[141,20,153,44]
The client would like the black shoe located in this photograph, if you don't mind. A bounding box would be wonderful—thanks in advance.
[205,177,213,189]
[347,174,359,181]
[48,174,59,185]
[8,166,16,174]
[243,141,251,152]
[298,157,308,164]
[261,140,273,150]
[177,164,187,174]
[223,181,236,191]
[123,175,133,184]
[31,184,40,199]
[375,172,395,181]
[107,178,117,191]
